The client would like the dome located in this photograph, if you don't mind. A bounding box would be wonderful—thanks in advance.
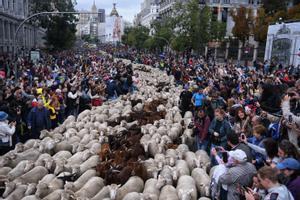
[110,3,119,17]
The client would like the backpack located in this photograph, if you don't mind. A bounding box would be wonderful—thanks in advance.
[268,122,281,141]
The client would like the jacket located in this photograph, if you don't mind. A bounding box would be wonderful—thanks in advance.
[194,116,211,141]
[0,121,15,146]
[219,162,257,200]
[27,107,51,130]
[209,118,233,139]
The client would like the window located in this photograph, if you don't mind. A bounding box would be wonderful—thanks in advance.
[223,0,230,4]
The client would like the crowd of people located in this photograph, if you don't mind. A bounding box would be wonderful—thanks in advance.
[0,49,138,155]
[112,45,300,200]
[1,44,300,200]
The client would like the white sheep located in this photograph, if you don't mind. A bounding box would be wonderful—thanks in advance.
[64,169,96,192]
[13,166,48,184]
[154,153,165,170]
[24,183,37,196]
[21,195,40,200]
[176,144,189,159]
[43,189,69,200]
[122,192,144,200]
[195,150,211,171]
[35,177,64,198]
[173,160,190,181]
[159,185,179,200]
[74,176,105,199]
[183,151,201,171]
[143,178,160,200]
[5,184,27,200]
[0,166,12,176]
[78,155,99,174]
[191,168,211,197]
[91,186,111,200]
[176,175,197,200]
[111,176,144,200]
[7,160,35,181]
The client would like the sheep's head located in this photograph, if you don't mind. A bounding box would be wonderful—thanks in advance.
[44,158,54,171]
[155,175,166,189]
[142,141,150,153]
[36,182,49,197]
[64,181,75,192]
[7,151,17,160]
[25,183,37,196]
[178,189,194,200]
[24,161,35,172]
[108,184,121,200]
[3,182,16,198]
[14,143,24,152]
[171,167,178,181]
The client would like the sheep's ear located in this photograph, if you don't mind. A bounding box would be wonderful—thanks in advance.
[117,184,121,188]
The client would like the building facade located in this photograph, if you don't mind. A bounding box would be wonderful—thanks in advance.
[0,0,45,58]
[136,0,160,28]
[76,3,124,44]
[264,21,300,67]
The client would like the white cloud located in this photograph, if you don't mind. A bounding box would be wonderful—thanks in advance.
[75,0,142,22]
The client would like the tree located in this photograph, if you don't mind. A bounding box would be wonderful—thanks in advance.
[31,0,77,50]
[121,26,149,50]
[172,0,211,54]
[253,8,270,43]
[231,6,254,43]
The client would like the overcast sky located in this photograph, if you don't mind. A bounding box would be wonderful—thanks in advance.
[75,0,143,22]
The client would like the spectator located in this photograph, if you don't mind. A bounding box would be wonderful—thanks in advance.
[179,84,193,117]
[192,88,206,109]
[233,107,251,136]
[194,107,210,151]
[66,86,79,117]
[245,166,294,200]
[218,149,257,200]
[276,158,300,200]
[227,132,253,163]
[282,95,300,148]
[209,108,233,148]
[247,125,267,168]
[278,140,300,160]
[0,111,16,155]
[27,99,51,139]
[242,137,281,167]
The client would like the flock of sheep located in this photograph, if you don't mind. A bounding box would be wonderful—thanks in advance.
[0,60,213,200]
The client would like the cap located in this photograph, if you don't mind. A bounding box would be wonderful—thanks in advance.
[276,158,300,170]
[228,149,247,163]
[0,111,8,121]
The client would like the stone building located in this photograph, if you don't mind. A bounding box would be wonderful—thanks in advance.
[0,0,45,58]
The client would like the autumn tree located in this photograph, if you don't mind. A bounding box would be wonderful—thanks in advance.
[231,6,254,60]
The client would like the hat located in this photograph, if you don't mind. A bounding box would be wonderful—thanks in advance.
[0,111,8,121]
[228,149,247,163]
[276,158,300,170]
[55,89,62,94]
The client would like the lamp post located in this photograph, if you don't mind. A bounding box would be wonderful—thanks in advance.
[13,11,101,81]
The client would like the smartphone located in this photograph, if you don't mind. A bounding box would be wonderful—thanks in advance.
[288,115,293,123]
[241,134,246,140]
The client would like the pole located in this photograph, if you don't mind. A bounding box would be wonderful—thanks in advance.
[13,11,100,81]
